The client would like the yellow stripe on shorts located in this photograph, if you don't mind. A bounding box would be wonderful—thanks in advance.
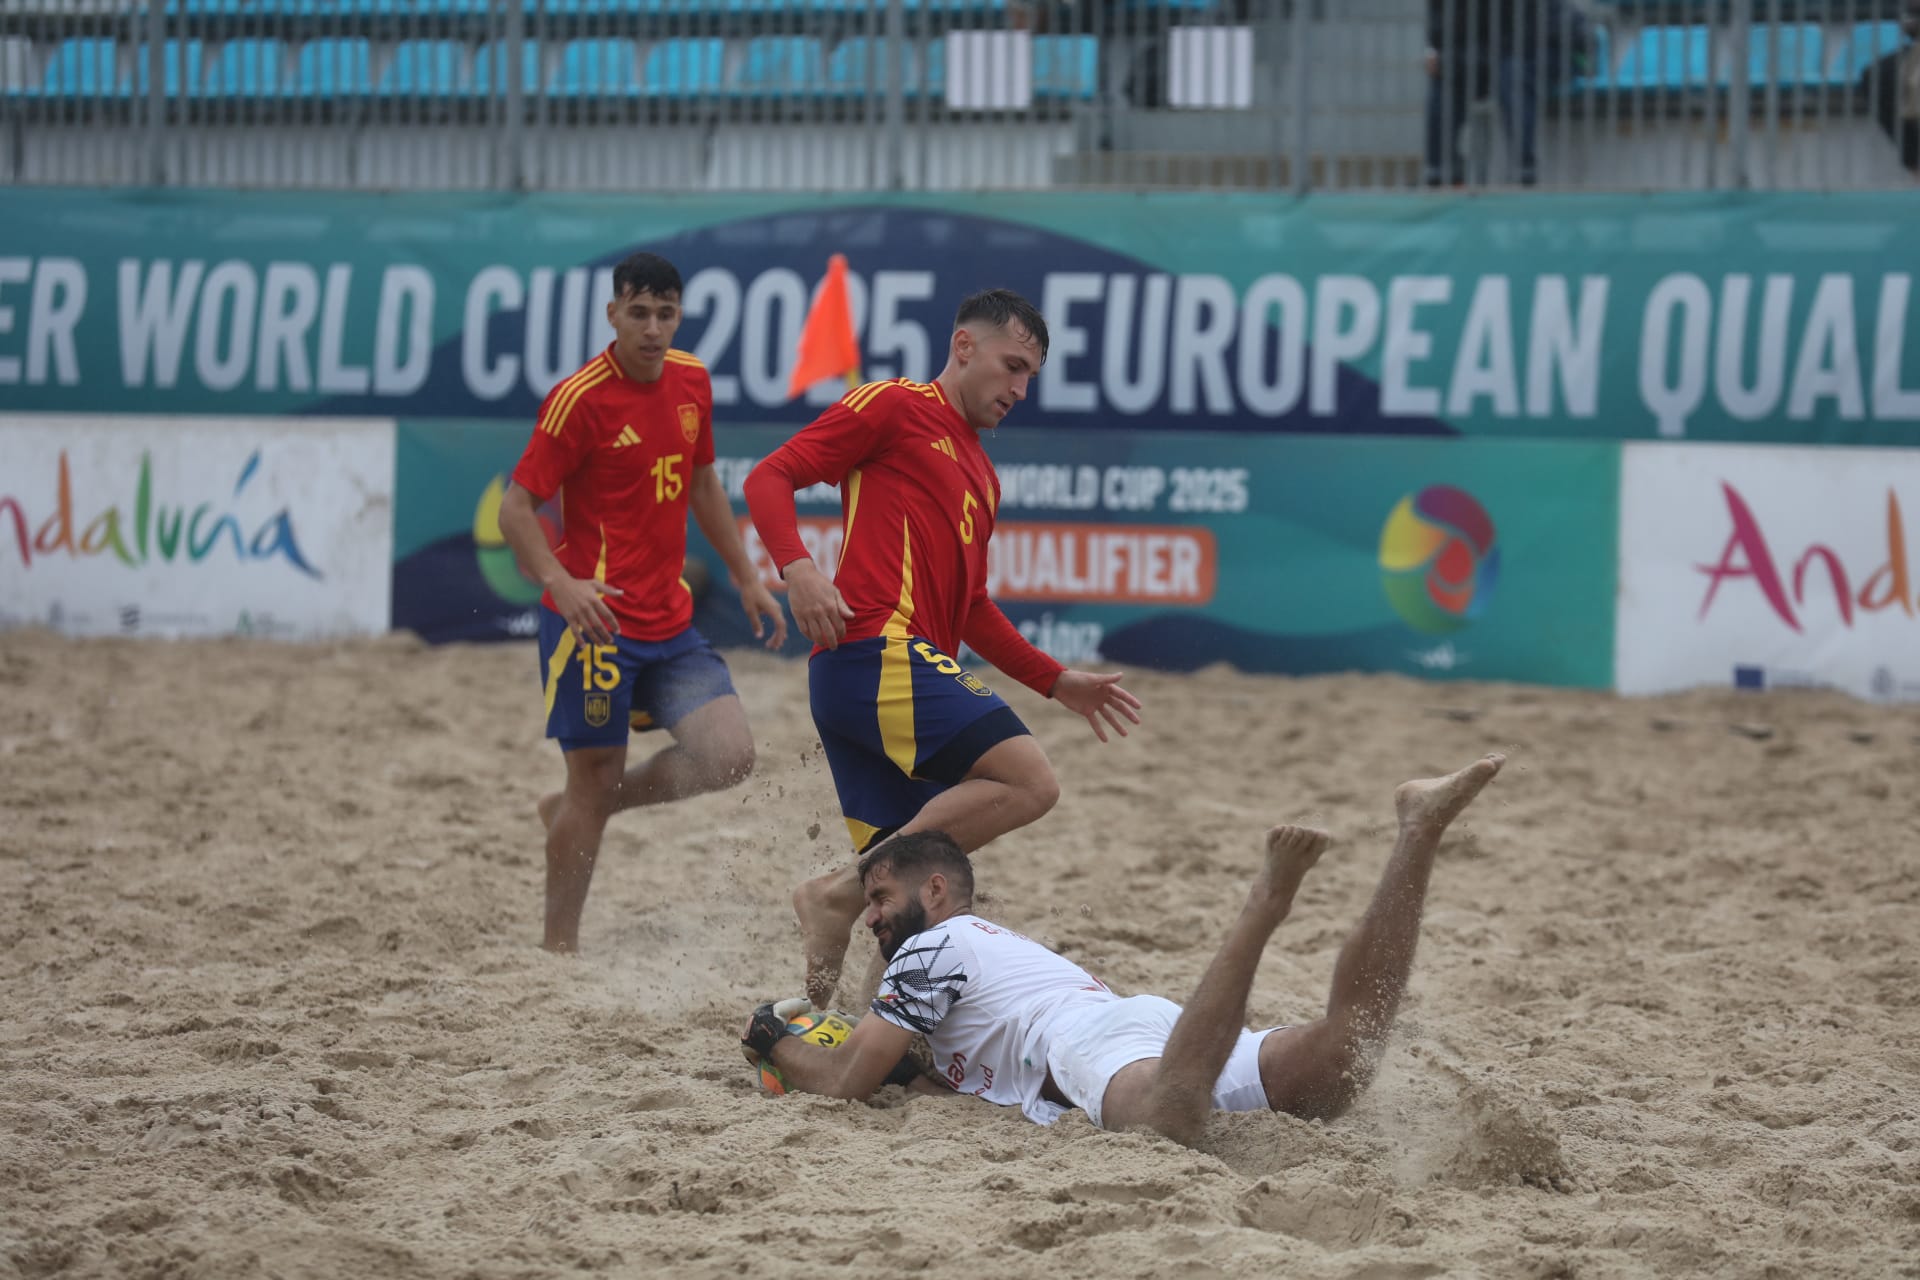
[543,629,578,717]
[876,519,917,778]
[844,816,885,853]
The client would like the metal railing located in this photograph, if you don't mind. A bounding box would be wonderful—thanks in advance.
[1,0,1914,191]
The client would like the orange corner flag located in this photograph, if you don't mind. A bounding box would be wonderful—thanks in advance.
[786,254,861,400]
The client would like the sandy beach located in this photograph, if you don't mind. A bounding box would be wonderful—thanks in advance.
[2,628,1916,1279]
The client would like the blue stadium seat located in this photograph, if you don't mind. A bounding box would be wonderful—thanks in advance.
[643,38,724,97]
[377,39,468,95]
[551,39,641,96]
[124,41,208,97]
[731,36,826,96]
[1611,26,1712,90]
[1032,34,1097,100]
[43,38,118,99]
[1743,24,1824,88]
[1832,20,1907,81]
[827,36,922,97]
[472,40,543,94]
[261,1,490,12]
[537,0,649,12]
[923,35,945,96]
[205,39,287,97]
[296,39,374,96]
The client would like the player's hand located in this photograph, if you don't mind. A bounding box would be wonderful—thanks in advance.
[735,575,789,651]
[784,559,856,650]
[549,575,623,646]
[742,1003,793,1062]
[1050,669,1142,744]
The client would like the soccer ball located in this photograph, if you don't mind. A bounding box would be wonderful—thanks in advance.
[756,1009,857,1096]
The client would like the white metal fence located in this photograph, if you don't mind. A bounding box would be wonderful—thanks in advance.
[1,0,1914,190]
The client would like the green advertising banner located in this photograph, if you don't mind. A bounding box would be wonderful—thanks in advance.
[397,422,1619,687]
[2,188,1917,444]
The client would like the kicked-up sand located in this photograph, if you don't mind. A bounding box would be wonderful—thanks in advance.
[2,628,1916,1278]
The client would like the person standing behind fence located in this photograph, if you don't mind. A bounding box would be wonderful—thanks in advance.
[497,251,787,954]
[1424,0,1575,187]
[1867,0,1920,176]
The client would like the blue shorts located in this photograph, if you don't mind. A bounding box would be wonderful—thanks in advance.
[536,607,737,752]
[809,635,1030,853]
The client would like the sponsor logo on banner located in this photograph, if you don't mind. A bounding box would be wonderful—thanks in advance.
[1617,443,1920,701]
[734,516,1216,606]
[1377,485,1501,637]
[0,415,393,639]
[472,474,557,607]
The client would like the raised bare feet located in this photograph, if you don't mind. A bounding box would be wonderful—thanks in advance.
[537,793,561,831]
[794,869,865,1009]
[1250,824,1331,914]
[1394,754,1506,834]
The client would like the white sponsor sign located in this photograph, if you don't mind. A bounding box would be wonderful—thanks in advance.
[0,415,394,639]
[1617,442,1920,701]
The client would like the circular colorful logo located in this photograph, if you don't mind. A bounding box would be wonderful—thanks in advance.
[1378,486,1500,635]
[473,476,559,605]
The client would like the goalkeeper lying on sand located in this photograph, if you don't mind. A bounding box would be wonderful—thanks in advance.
[742,754,1504,1146]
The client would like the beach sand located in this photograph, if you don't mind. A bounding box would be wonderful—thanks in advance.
[3,628,1916,1278]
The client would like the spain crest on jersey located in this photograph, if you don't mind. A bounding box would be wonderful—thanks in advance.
[584,692,611,727]
[677,404,700,444]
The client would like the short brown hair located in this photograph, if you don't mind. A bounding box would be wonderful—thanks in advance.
[955,288,1048,361]
[857,830,974,901]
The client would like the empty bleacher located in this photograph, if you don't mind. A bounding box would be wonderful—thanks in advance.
[0,0,1912,190]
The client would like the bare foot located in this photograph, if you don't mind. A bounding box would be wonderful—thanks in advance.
[1250,824,1330,912]
[537,793,561,831]
[1394,754,1506,834]
[794,870,864,1009]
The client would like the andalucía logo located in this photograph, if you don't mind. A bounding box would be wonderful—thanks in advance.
[1,450,318,577]
[1378,485,1500,635]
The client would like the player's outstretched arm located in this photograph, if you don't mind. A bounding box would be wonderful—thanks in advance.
[498,481,622,645]
[688,464,787,650]
[745,1006,916,1101]
[963,596,1142,741]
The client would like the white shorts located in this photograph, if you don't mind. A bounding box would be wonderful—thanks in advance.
[1044,994,1285,1129]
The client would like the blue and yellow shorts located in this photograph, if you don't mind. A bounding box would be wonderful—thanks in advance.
[537,607,737,752]
[808,634,1030,852]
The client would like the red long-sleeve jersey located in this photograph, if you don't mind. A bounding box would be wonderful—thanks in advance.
[744,378,1064,697]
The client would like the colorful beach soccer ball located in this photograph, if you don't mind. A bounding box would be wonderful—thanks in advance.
[756,1009,857,1096]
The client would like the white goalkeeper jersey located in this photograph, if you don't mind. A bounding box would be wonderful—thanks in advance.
[870,913,1119,1124]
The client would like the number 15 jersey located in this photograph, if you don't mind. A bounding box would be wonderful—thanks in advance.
[512,345,715,642]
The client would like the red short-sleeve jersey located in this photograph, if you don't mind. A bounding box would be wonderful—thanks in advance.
[512,345,714,641]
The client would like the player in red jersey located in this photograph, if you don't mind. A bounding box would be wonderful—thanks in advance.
[499,252,786,953]
[744,288,1142,1006]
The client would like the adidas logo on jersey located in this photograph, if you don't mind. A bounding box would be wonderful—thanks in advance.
[930,437,957,460]
[613,426,641,448]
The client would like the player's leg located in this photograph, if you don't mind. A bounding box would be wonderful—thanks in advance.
[539,630,751,827]
[544,743,627,952]
[795,637,1054,1008]
[1255,754,1505,1119]
[892,733,1060,851]
[533,607,639,952]
[1097,825,1328,1146]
